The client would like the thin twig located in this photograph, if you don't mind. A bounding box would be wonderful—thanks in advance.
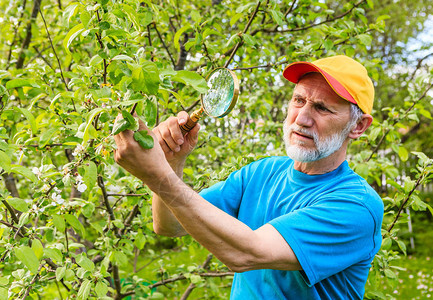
[385,170,426,236]
[107,193,147,197]
[224,1,262,68]
[39,8,70,96]
[1,199,19,224]
[97,176,116,222]
[180,254,213,300]
[153,22,176,67]
[366,82,433,161]
[5,0,28,70]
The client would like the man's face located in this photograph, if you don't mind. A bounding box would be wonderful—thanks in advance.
[283,73,354,163]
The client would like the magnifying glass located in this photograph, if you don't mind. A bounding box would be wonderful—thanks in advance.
[180,68,240,135]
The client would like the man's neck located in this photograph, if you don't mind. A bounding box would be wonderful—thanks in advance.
[293,147,348,175]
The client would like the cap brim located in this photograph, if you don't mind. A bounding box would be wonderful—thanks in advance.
[282,62,357,105]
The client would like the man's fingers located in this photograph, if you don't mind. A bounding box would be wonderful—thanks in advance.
[154,128,173,154]
[177,111,189,126]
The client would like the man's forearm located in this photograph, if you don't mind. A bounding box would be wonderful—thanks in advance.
[152,161,187,237]
[151,172,269,272]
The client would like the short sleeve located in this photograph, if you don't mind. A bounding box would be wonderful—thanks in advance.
[199,168,244,218]
[269,197,378,286]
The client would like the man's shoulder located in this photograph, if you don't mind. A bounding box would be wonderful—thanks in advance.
[330,164,384,217]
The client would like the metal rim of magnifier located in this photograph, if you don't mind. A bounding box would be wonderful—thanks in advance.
[200,67,240,118]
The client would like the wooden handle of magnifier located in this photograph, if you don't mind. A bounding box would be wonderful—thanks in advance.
[180,108,204,136]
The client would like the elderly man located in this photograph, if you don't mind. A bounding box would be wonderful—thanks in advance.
[114,55,384,299]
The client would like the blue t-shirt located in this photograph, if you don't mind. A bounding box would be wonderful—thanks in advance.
[199,156,383,299]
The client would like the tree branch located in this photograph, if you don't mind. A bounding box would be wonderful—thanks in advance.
[16,0,42,69]
[224,1,262,68]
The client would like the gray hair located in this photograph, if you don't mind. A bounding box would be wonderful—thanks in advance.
[346,104,364,132]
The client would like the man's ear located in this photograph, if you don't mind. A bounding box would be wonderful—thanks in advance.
[348,114,373,139]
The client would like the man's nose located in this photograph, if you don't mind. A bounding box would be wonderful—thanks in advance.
[295,105,314,127]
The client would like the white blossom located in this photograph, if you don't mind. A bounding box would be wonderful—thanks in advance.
[42,184,50,192]
[52,192,64,205]
[72,144,86,157]
[77,182,87,193]
[32,167,42,178]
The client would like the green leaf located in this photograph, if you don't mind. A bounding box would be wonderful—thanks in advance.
[6,197,29,212]
[83,108,106,144]
[121,110,138,130]
[357,34,372,46]
[31,239,44,260]
[0,287,7,300]
[76,254,95,272]
[10,165,38,182]
[134,130,154,149]
[39,127,59,147]
[43,248,63,263]
[65,269,75,281]
[99,21,110,30]
[63,23,85,55]
[82,202,95,218]
[95,281,108,297]
[77,279,92,300]
[144,98,157,127]
[52,215,65,232]
[397,240,407,255]
[269,9,284,26]
[62,3,79,28]
[112,219,124,229]
[113,251,128,267]
[171,71,208,94]
[158,88,187,107]
[242,34,257,47]
[56,266,66,281]
[174,25,192,51]
[134,232,146,249]
[190,274,203,284]
[14,246,39,274]
[64,214,85,237]
[122,4,140,31]
[0,150,11,173]
[112,118,130,135]
[112,54,134,61]
[0,277,8,286]
[384,268,397,279]
[381,237,392,250]
[15,107,37,135]
[398,146,409,162]
[230,13,243,27]
[5,79,36,89]
[130,61,160,95]
[84,161,97,191]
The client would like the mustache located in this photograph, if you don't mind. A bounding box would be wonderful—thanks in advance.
[286,124,318,142]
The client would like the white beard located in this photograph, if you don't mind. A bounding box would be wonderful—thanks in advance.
[283,119,353,163]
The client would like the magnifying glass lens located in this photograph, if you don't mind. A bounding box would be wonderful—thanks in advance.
[202,69,235,117]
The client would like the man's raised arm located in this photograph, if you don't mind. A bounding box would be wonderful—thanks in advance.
[151,112,200,237]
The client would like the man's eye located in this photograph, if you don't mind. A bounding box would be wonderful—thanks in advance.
[316,105,330,112]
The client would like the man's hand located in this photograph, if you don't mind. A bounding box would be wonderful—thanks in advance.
[152,111,200,172]
[113,115,173,190]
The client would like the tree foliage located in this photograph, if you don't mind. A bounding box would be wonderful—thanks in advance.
[0,0,432,299]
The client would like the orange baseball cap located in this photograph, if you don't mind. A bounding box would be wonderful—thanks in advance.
[282,55,374,114]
